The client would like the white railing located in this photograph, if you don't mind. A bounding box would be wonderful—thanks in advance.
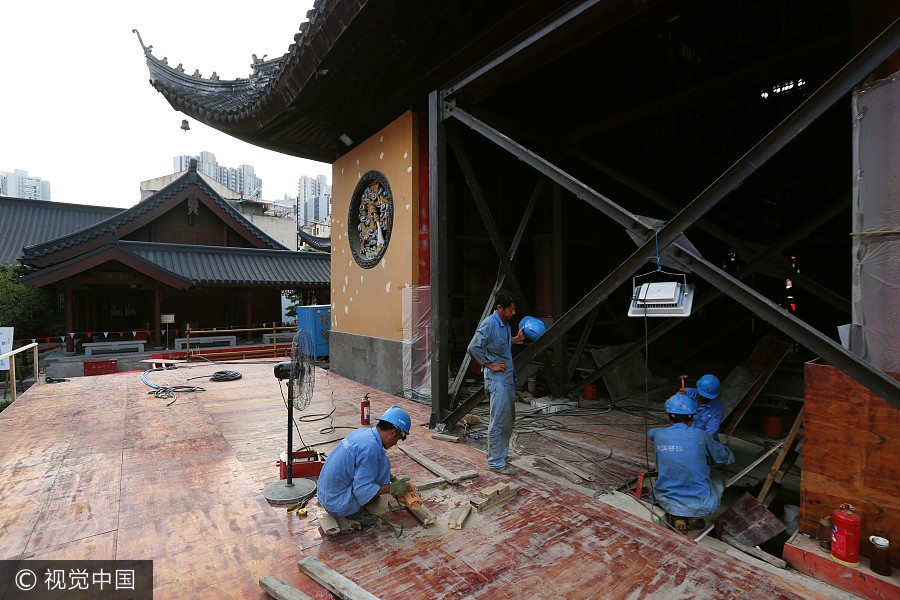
[0,342,39,405]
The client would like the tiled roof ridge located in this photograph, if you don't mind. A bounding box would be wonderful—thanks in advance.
[22,169,287,260]
[0,196,123,213]
[134,0,332,123]
[117,240,330,258]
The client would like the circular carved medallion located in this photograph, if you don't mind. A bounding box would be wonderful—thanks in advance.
[348,171,394,269]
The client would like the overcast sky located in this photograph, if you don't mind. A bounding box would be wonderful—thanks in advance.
[0,1,327,208]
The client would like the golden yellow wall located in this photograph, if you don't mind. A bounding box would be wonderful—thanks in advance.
[331,112,419,341]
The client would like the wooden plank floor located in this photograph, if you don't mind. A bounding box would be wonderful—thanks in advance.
[0,361,836,599]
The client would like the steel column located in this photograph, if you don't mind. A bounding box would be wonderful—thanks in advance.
[429,91,450,426]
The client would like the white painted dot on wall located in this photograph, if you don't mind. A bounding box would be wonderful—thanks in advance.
[342,286,346,293]
[381,259,386,268]
[404,151,408,159]
[379,152,384,160]
[344,306,349,314]
[341,167,345,174]
[380,135,384,142]
[344,275,349,285]
[407,165,412,173]
[360,275,364,283]
[356,159,360,166]
[405,203,410,210]
[385,281,391,293]
[349,296,353,302]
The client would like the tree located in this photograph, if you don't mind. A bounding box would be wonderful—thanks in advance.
[0,262,48,331]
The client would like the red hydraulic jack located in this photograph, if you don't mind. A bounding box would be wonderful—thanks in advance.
[277,450,326,479]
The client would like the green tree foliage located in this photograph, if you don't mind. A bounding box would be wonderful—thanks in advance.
[0,262,47,330]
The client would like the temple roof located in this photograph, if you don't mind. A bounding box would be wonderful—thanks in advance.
[298,228,331,252]
[0,197,122,263]
[21,166,288,267]
[21,241,330,288]
[137,0,564,162]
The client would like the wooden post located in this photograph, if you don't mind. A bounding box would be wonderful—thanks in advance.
[153,288,162,347]
[65,285,74,353]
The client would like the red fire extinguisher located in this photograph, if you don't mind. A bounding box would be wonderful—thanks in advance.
[361,393,371,425]
[831,503,862,567]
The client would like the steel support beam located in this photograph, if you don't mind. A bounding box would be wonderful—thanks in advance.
[439,18,900,428]
[565,195,848,399]
[670,246,900,405]
[429,91,450,426]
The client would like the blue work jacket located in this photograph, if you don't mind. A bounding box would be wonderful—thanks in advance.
[467,311,515,383]
[316,427,390,517]
[648,423,735,518]
[685,388,725,438]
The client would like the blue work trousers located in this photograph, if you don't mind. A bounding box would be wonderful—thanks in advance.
[486,378,516,469]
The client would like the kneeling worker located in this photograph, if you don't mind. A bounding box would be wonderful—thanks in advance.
[685,373,725,439]
[317,405,413,524]
[649,393,735,533]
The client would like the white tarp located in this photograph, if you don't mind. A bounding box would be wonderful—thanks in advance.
[850,72,900,373]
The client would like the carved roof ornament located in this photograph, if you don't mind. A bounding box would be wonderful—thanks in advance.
[187,197,199,216]
[210,72,219,81]
[192,69,202,78]
[175,63,184,73]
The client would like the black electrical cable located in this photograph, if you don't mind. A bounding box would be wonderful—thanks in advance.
[187,370,242,382]
[140,369,206,406]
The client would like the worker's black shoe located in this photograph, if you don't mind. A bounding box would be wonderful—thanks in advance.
[348,509,379,526]
[489,466,517,475]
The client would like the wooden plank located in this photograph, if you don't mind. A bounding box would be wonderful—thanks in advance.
[399,446,460,483]
[715,492,786,546]
[413,469,478,491]
[543,456,596,481]
[447,504,471,529]
[720,535,787,569]
[471,484,519,514]
[431,433,462,443]
[408,504,436,526]
[297,556,381,600]
[757,413,803,502]
[317,511,340,536]
[722,335,792,434]
[337,516,362,533]
[259,576,315,600]
[537,458,582,484]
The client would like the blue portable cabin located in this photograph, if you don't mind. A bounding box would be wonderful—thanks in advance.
[296,304,331,359]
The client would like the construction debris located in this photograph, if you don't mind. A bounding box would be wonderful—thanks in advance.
[317,510,341,536]
[399,446,461,483]
[447,504,472,530]
[471,483,519,514]
[259,575,315,600]
[298,556,381,600]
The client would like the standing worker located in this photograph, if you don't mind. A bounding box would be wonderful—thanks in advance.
[649,393,735,533]
[467,291,525,475]
[685,373,725,439]
[316,405,413,524]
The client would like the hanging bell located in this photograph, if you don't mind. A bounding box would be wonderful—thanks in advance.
[180,119,190,132]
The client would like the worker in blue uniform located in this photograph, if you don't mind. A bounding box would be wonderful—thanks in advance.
[648,392,735,533]
[467,290,525,475]
[684,373,725,438]
[316,405,413,523]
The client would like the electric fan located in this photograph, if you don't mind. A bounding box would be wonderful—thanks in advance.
[263,329,317,504]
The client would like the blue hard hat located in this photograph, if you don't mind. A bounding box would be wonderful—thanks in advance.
[377,405,411,438]
[665,393,697,415]
[519,316,547,341]
[696,374,721,399]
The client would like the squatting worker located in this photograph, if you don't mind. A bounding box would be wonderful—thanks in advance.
[467,291,525,475]
[316,405,413,524]
[684,373,725,439]
[648,393,735,533]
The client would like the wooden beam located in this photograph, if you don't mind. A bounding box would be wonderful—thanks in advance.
[408,504,437,526]
[399,446,460,483]
[297,556,381,600]
[259,576,315,600]
[537,458,582,484]
[447,504,472,529]
[542,456,596,481]
[317,511,340,536]
[471,484,519,514]
[431,433,461,443]
[757,413,803,502]
[413,470,478,491]
[720,535,787,569]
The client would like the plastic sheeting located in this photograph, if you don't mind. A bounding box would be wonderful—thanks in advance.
[850,72,900,373]
[402,286,431,402]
